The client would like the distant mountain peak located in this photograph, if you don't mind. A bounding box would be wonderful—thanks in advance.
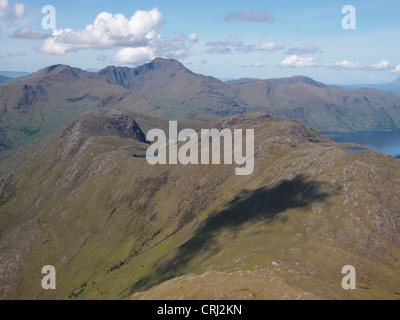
[44,64,80,78]
[98,58,190,76]
[272,75,326,88]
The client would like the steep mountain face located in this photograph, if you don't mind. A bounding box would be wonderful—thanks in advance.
[0,110,399,300]
[98,58,248,119]
[227,76,400,131]
[0,65,154,161]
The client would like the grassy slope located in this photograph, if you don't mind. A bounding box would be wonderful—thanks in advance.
[0,112,399,300]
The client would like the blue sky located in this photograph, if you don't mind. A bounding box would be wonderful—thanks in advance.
[0,0,399,84]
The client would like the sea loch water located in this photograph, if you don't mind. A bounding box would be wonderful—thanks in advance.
[321,131,400,157]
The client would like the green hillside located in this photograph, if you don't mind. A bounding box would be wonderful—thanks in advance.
[1,110,399,300]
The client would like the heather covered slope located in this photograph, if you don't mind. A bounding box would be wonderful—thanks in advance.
[0,111,399,300]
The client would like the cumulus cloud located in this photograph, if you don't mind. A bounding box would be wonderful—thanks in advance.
[280,55,317,68]
[39,8,164,55]
[113,47,156,65]
[390,65,400,73]
[324,60,362,70]
[37,8,196,65]
[285,45,321,55]
[280,55,362,70]
[280,56,400,73]
[188,33,198,42]
[259,41,285,52]
[0,0,26,24]
[241,61,265,68]
[0,0,9,18]
[13,27,50,40]
[225,9,274,23]
[369,60,391,71]
[13,2,25,17]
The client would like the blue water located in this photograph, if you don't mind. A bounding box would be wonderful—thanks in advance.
[346,147,367,153]
[321,131,400,157]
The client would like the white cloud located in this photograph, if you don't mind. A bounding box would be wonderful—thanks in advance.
[279,56,400,73]
[280,55,317,68]
[390,65,400,73]
[0,0,26,23]
[369,60,391,71]
[324,60,362,70]
[13,3,25,17]
[113,47,156,65]
[241,61,265,68]
[259,41,285,52]
[38,8,195,64]
[188,33,198,42]
[39,8,164,55]
[0,0,9,18]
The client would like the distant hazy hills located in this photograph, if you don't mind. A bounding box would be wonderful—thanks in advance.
[1,58,400,161]
[342,78,400,98]
[1,110,399,299]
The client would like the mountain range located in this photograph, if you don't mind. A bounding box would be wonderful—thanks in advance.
[1,58,400,162]
[342,78,400,99]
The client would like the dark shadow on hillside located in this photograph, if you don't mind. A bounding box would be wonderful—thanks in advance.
[129,174,331,295]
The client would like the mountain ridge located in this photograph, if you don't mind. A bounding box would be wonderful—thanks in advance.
[1,110,399,299]
[2,58,400,162]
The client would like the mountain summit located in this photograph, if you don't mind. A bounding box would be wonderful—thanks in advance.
[98,58,246,118]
